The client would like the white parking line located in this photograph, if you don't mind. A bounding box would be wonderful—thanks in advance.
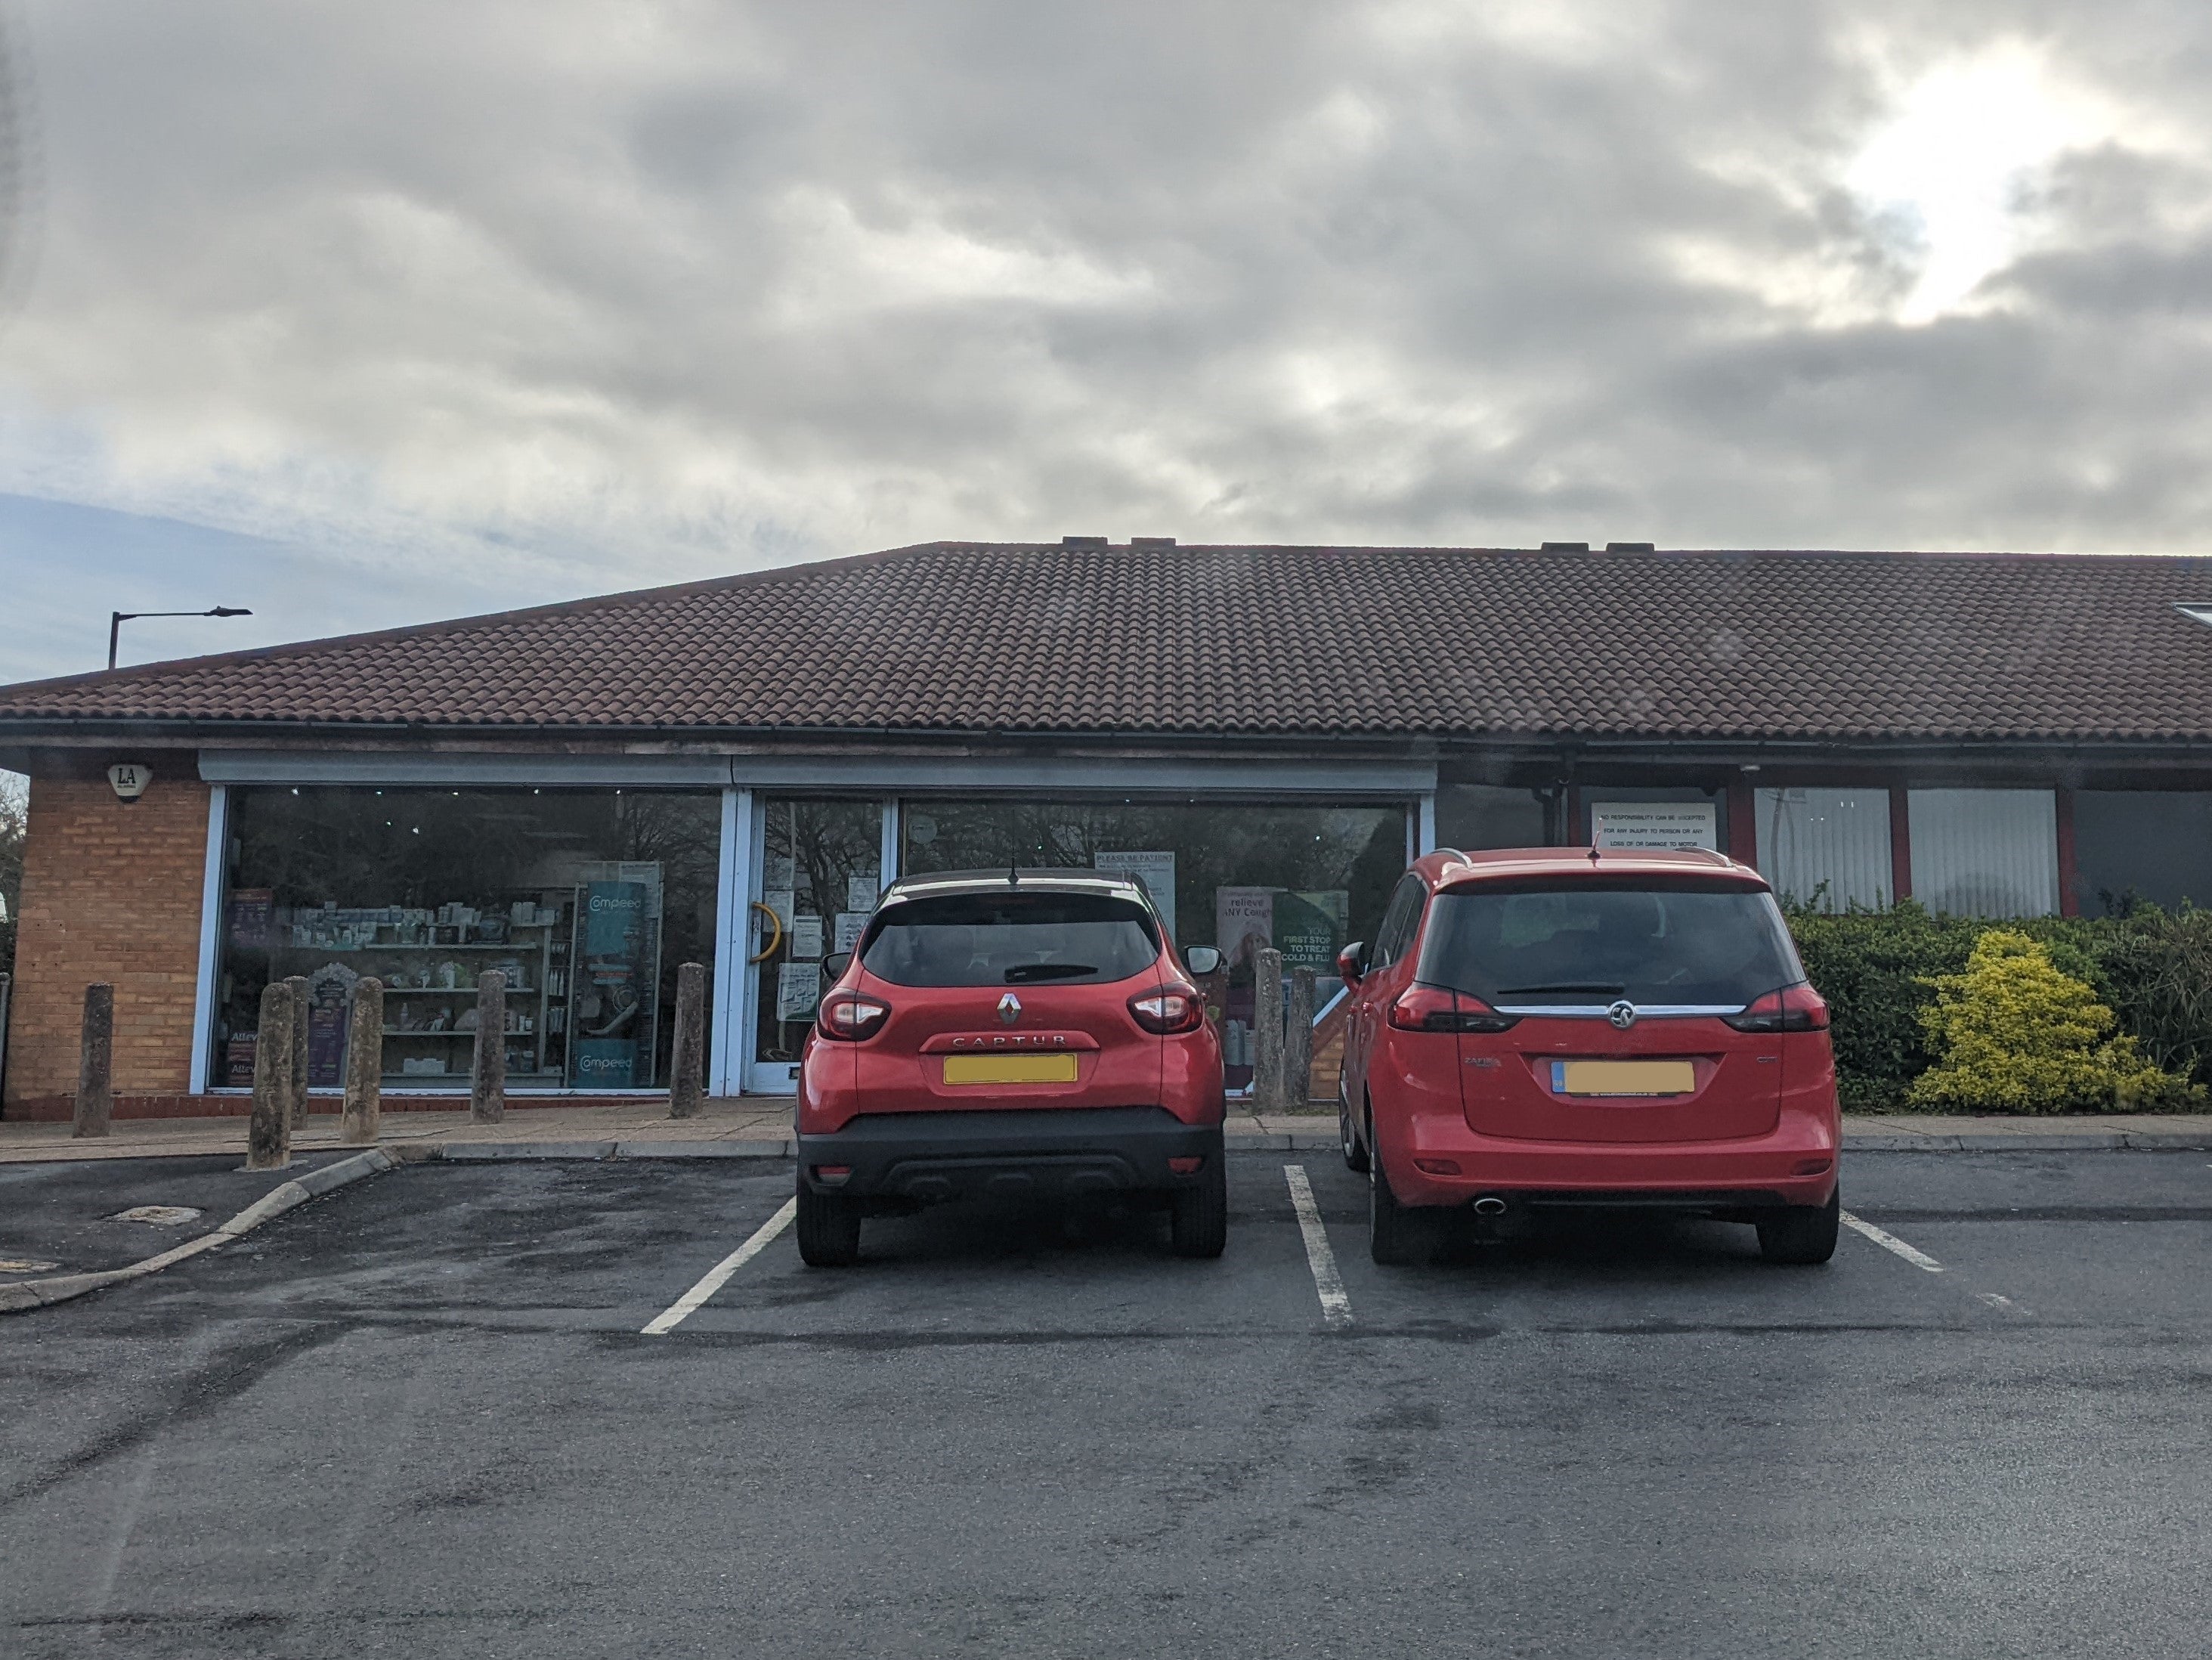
[640,1197,798,1335]
[1284,1165,1353,1330]
[1839,1209,1944,1273]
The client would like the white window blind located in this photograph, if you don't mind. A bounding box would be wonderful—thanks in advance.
[1907,789,2059,918]
[1756,788,1892,910]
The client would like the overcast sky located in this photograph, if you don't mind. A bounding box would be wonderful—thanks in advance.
[1,0,2209,683]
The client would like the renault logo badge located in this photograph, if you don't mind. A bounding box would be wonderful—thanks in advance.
[1607,999,1638,1030]
[998,992,1022,1025]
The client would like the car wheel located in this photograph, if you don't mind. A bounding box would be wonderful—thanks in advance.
[1169,1157,1228,1259]
[795,1174,863,1267]
[1369,1133,1431,1267]
[1756,1189,1839,1265]
[1341,1100,1370,1174]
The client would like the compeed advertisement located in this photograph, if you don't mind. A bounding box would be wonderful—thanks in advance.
[572,878,651,1086]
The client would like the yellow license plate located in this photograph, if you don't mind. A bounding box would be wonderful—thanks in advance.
[1555,1060,1696,1097]
[942,1053,1081,1086]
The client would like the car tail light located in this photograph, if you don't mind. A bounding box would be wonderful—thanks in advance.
[1129,983,1205,1034]
[1723,983,1830,1033]
[813,1165,853,1185]
[816,992,891,1042]
[1413,1157,1462,1175]
[1387,985,1521,1033]
[1168,1156,1205,1175]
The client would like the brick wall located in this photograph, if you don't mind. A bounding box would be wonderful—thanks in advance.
[5,771,209,1109]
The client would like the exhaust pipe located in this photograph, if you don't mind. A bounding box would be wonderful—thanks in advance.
[1471,1195,1508,1217]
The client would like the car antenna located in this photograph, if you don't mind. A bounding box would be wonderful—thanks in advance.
[1587,844,1601,865]
[1008,865,1019,887]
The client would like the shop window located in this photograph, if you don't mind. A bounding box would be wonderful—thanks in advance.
[1908,788,2058,918]
[1756,788,1892,910]
[1434,784,1549,850]
[751,799,883,1070]
[2073,791,2212,913]
[900,797,1409,1088]
[212,788,720,1092]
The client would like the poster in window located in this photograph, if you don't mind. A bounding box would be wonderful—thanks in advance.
[227,887,274,949]
[1272,890,1347,971]
[571,877,652,1088]
[790,915,825,959]
[834,912,868,953]
[776,961,821,1021]
[1214,887,1276,971]
[762,888,796,928]
[847,875,880,913]
[1094,850,1176,939]
[1590,803,1718,851]
[305,963,360,1087]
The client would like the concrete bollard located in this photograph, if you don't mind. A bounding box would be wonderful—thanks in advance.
[341,977,383,1145]
[1251,946,1285,1111]
[471,970,506,1124]
[669,961,707,1119]
[1287,966,1316,1107]
[72,983,115,1139]
[285,974,311,1129]
[248,980,295,1170]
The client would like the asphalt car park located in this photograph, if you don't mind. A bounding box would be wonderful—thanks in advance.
[3,1149,2210,1658]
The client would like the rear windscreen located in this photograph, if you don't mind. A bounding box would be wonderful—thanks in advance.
[859,892,1162,987]
[1418,880,1805,1007]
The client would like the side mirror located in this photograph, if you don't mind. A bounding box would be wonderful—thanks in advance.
[1183,945,1222,977]
[1336,942,1367,988]
[821,952,852,982]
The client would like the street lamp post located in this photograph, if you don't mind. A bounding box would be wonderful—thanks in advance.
[107,607,253,671]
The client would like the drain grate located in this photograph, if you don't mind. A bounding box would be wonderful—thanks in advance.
[110,1205,204,1227]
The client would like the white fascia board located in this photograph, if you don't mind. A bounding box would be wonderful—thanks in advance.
[198,748,1437,797]
[197,751,730,786]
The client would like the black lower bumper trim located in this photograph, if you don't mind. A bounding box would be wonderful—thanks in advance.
[799,1107,1223,1203]
[1509,1188,1798,1212]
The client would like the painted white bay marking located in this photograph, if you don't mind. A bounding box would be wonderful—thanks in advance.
[641,1197,798,1335]
[1840,1209,1944,1273]
[1284,1165,1353,1330]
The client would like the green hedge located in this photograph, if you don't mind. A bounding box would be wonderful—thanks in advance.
[1783,901,2212,1111]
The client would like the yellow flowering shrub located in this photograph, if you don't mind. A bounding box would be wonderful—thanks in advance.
[1909,930,2204,1113]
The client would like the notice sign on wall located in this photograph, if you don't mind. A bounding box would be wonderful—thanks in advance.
[1094,850,1176,939]
[1591,802,1719,852]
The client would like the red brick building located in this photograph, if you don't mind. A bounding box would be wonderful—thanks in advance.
[5,540,2212,1118]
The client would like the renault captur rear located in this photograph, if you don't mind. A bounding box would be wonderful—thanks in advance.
[794,869,1228,1265]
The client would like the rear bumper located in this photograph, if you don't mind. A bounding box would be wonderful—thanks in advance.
[798,1107,1223,1204]
[1382,1115,1840,1211]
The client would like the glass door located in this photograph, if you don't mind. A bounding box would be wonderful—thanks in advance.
[744,797,886,1093]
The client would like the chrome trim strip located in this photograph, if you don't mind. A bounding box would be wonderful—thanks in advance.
[1493,1002,1749,1018]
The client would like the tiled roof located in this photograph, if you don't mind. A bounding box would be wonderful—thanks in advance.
[6,542,2212,742]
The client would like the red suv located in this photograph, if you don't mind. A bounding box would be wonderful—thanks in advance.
[794,870,1229,1265]
[1339,847,1840,1266]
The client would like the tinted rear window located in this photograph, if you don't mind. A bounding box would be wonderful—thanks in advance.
[1418,879,1804,1007]
[860,892,1162,987]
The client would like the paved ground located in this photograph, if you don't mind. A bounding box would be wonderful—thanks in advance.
[3,1149,2209,1657]
[0,1154,354,1277]
[5,1098,2208,1164]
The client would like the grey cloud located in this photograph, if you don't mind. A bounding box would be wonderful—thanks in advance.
[2,0,2211,671]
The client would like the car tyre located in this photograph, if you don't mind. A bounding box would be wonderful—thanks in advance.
[1756,1190,1839,1265]
[1169,1157,1229,1259]
[1341,1101,1370,1174]
[1369,1139,1431,1267]
[795,1175,863,1267]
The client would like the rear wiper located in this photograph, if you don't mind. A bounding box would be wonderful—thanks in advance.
[1004,963,1098,983]
[1496,982,1626,996]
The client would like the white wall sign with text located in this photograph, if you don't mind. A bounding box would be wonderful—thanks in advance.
[1590,802,1719,852]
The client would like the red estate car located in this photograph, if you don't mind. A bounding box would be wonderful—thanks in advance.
[1338,847,1841,1266]
[794,869,1229,1265]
